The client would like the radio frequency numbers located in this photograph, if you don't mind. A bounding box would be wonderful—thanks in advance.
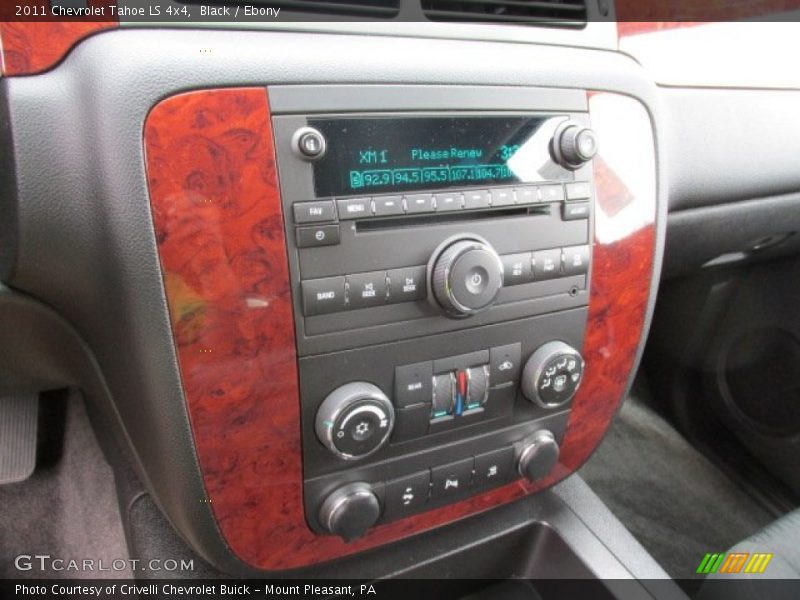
[349,164,513,190]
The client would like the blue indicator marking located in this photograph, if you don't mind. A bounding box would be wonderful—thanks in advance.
[455,394,464,417]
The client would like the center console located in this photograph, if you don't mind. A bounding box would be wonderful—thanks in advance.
[270,92,599,540]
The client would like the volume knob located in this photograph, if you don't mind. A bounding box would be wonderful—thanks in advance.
[431,237,504,317]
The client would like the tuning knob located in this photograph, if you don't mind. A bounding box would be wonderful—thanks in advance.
[430,236,504,317]
[552,121,598,169]
[318,482,381,541]
[315,382,394,461]
[521,341,584,408]
[517,430,560,482]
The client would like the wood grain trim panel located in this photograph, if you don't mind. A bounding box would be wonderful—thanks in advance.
[144,89,657,571]
[0,1,117,76]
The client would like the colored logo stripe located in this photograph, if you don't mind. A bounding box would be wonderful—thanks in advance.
[697,552,773,575]
[744,553,773,574]
[697,553,725,574]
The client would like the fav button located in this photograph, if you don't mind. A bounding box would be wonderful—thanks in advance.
[293,200,336,224]
[384,471,430,519]
[430,458,474,500]
[565,181,592,201]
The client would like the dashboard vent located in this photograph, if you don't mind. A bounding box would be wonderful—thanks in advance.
[421,0,587,25]
[181,0,401,19]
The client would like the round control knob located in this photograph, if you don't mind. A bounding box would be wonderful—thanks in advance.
[552,122,598,169]
[315,382,395,461]
[431,237,504,317]
[521,341,585,408]
[318,482,381,541]
[292,126,327,161]
[518,430,560,482]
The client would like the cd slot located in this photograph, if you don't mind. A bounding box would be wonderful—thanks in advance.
[356,205,550,232]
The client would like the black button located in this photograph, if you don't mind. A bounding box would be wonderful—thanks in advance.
[539,184,565,203]
[490,343,521,386]
[296,225,340,248]
[293,200,336,224]
[337,198,372,220]
[392,404,431,442]
[387,266,426,303]
[474,447,515,487]
[491,188,515,207]
[463,190,491,210]
[430,458,474,500]
[562,202,591,221]
[435,192,463,212]
[302,277,345,316]
[373,195,404,217]
[563,245,590,276]
[533,248,562,280]
[394,362,433,409]
[501,252,533,286]
[565,181,592,201]
[384,471,430,519]
[515,186,539,205]
[346,271,387,309]
[404,194,435,214]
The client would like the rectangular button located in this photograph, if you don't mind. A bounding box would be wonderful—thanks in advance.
[501,252,533,286]
[302,277,345,316]
[463,190,491,210]
[566,181,592,201]
[430,458,474,500]
[387,266,426,303]
[434,192,463,212]
[490,343,521,386]
[346,271,387,309]
[296,224,339,248]
[563,244,590,276]
[293,200,336,224]
[394,361,433,408]
[539,184,565,203]
[392,404,431,442]
[336,198,372,220]
[474,447,515,487]
[533,248,562,280]
[433,350,490,374]
[515,186,539,205]
[373,195,404,217]
[562,201,591,221]
[490,188,515,207]
[384,471,430,520]
[404,194,435,214]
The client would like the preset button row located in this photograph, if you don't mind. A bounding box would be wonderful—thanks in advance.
[501,245,590,286]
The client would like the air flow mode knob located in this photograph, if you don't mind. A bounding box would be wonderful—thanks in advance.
[553,122,599,169]
[315,382,395,461]
[521,341,585,408]
[431,237,504,317]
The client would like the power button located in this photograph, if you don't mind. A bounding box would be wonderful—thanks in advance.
[293,127,327,161]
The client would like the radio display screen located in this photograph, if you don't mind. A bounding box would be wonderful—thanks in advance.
[308,115,574,197]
